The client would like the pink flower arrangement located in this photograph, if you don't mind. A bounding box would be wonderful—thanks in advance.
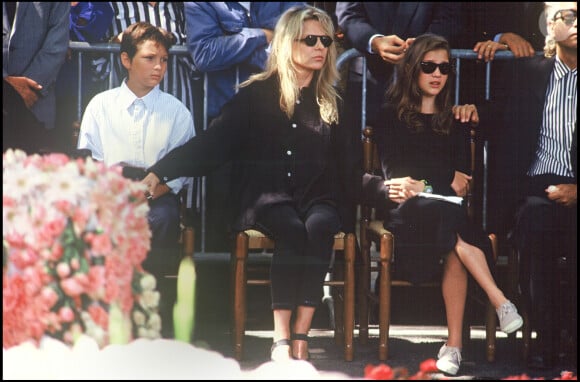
[3,149,160,349]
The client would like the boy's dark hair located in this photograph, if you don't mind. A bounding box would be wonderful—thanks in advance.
[120,21,176,60]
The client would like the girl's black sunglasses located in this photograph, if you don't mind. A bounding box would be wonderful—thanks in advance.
[420,61,451,75]
[297,35,333,47]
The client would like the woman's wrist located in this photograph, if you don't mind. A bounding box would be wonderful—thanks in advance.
[420,179,433,193]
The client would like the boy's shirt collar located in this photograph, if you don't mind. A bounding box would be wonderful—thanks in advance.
[119,79,161,110]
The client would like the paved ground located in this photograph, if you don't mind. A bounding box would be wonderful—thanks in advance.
[167,252,577,380]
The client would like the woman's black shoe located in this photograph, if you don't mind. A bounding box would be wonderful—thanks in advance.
[291,333,310,361]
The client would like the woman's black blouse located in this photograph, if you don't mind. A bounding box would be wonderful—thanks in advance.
[148,75,362,232]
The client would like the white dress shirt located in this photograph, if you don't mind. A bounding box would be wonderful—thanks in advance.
[78,80,195,194]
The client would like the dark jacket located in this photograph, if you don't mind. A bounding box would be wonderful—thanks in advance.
[362,106,470,219]
[336,2,461,82]
[488,55,577,232]
[492,56,555,201]
[3,2,70,131]
[148,76,362,233]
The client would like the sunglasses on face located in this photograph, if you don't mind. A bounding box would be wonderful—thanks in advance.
[553,9,577,26]
[420,61,451,75]
[297,34,333,47]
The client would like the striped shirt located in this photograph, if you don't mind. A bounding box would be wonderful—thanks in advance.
[528,56,577,178]
[104,2,198,132]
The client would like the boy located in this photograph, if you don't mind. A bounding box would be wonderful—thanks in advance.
[78,22,195,314]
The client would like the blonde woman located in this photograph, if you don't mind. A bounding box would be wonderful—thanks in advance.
[142,5,361,361]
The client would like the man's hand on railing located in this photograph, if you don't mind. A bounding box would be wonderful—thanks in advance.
[498,33,535,58]
[452,104,479,126]
[473,33,535,62]
[473,40,511,62]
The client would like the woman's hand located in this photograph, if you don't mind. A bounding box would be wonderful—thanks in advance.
[384,176,423,204]
[451,171,472,197]
[452,104,479,126]
[142,172,161,200]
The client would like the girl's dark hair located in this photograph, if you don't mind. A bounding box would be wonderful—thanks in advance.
[120,22,176,60]
[385,33,454,134]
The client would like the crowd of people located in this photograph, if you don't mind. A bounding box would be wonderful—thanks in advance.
[3,1,576,376]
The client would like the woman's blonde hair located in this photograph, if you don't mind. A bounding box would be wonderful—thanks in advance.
[240,5,340,124]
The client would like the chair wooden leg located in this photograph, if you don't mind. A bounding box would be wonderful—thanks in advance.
[182,227,195,258]
[358,226,371,344]
[378,232,393,361]
[331,251,346,346]
[486,233,498,362]
[233,232,248,361]
[486,299,497,362]
[522,306,531,361]
[343,233,356,361]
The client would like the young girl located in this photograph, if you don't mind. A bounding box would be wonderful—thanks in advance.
[364,33,523,375]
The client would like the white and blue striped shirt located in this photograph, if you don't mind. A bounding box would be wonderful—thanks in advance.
[528,56,577,178]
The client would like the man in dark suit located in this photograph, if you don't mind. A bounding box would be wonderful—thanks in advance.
[335,2,461,131]
[3,2,70,153]
[491,2,577,369]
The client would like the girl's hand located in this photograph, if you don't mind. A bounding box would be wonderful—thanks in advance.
[385,176,423,203]
[451,171,472,197]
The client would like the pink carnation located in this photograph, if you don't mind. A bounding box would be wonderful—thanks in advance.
[3,149,156,349]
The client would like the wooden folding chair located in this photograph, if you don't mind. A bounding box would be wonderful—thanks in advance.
[231,229,356,361]
[358,126,498,362]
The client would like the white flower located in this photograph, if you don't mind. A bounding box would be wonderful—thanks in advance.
[139,273,157,291]
[147,313,162,332]
[139,290,160,310]
[133,310,146,326]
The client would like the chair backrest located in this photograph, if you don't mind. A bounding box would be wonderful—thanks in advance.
[359,124,498,362]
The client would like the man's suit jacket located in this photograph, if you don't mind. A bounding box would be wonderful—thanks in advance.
[3,2,69,131]
[492,55,577,215]
[336,2,461,82]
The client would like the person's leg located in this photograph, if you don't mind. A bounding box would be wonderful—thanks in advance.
[254,204,307,359]
[271,309,293,361]
[292,305,316,360]
[144,193,181,338]
[454,236,507,309]
[512,194,576,366]
[442,250,468,349]
[437,250,467,375]
[297,204,341,308]
[144,192,181,274]
[292,203,340,360]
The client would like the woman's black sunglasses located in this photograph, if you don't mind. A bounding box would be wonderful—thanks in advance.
[297,34,333,47]
[420,61,452,75]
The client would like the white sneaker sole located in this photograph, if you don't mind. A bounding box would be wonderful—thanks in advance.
[436,358,459,375]
[501,316,523,334]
